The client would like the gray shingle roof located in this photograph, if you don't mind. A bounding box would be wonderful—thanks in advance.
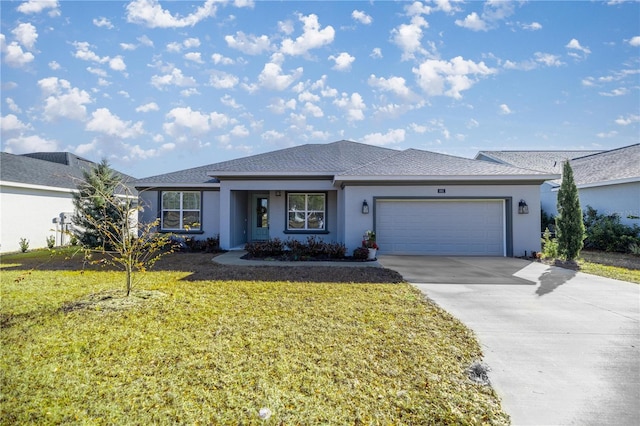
[567,144,640,186]
[339,148,553,177]
[475,150,602,174]
[135,140,560,187]
[135,140,396,186]
[1,152,136,193]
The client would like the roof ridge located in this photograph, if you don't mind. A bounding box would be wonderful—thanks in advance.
[570,143,640,161]
[339,147,404,175]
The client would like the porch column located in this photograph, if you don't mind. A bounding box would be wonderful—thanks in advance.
[219,186,231,250]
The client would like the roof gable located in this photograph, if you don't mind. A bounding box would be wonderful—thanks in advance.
[567,144,640,186]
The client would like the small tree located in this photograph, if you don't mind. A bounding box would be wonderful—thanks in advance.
[73,162,175,296]
[72,159,123,250]
[555,161,585,260]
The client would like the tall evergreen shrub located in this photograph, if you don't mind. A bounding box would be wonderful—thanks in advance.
[555,161,585,260]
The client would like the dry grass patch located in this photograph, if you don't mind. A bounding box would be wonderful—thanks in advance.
[0,266,508,424]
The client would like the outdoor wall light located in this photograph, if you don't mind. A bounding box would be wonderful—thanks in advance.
[518,199,529,214]
[362,200,370,214]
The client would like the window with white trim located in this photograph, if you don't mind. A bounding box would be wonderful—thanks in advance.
[287,193,325,231]
[161,191,201,231]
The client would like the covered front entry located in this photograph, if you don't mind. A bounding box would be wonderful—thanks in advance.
[375,198,507,256]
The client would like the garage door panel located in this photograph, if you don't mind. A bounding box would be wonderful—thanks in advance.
[376,200,505,256]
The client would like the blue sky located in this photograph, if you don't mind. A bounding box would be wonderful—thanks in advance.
[1,0,638,178]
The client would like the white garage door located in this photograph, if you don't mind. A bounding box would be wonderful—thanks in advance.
[376,199,505,256]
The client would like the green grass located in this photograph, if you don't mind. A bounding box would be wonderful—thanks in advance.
[0,267,508,424]
[577,260,640,284]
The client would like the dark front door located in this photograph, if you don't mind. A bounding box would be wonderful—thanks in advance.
[251,193,269,241]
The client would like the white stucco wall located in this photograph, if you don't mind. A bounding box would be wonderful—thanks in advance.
[342,184,542,257]
[578,182,640,226]
[542,181,640,227]
[0,183,75,253]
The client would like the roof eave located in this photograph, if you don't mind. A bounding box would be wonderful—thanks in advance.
[134,182,221,189]
[335,174,559,183]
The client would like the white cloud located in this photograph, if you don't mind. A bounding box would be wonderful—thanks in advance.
[370,47,382,59]
[126,0,218,28]
[230,124,249,137]
[180,88,200,97]
[333,92,366,121]
[212,53,234,65]
[11,22,38,50]
[521,22,542,31]
[499,104,512,115]
[86,108,144,138]
[391,15,429,60]
[566,38,591,59]
[361,128,405,146]
[467,118,480,128]
[93,17,114,29]
[138,35,154,47]
[614,114,640,125]
[596,130,618,138]
[3,134,58,153]
[136,102,159,112]
[225,31,273,55]
[166,41,182,53]
[268,98,296,114]
[37,77,92,121]
[368,74,418,100]
[5,98,21,113]
[17,0,59,15]
[261,129,285,142]
[455,12,487,31]
[628,36,640,47]
[184,51,204,63]
[1,34,35,67]
[163,107,211,136]
[352,10,372,25]
[280,13,335,56]
[183,37,200,48]
[599,87,628,97]
[409,123,427,133]
[87,66,108,77]
[209,71,239,89]
[120,42,136,51]
[48,60,60,70]
[413,56,496,99]
[278,20,294,35]
[151,67,197,89]
[1,114,32,132]
[109,55,127,71]
[329,52,355,71]
[220,94,241,109]
[258,61,303,91]
[72,41,109,63]
[533,52,563,67]
[302,102,323,117]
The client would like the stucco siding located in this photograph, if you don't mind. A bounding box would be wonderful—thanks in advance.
[1,184,75,253]
[579,182,640,226]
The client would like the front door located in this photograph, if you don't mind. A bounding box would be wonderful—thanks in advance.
[251,193,269,241]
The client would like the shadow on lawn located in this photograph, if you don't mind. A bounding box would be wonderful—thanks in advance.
[1,252,404,284]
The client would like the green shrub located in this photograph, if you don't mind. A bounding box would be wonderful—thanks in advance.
[353,246,369,260]
[541,228,559,259]
[46,235,55,249]
[18,238,29,253]
[244,238,285,257]
[583,206,640,253]
[541,209,555,233]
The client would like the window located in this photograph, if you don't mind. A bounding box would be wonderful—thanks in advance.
[287,193,325,231]
[161,191,201,231]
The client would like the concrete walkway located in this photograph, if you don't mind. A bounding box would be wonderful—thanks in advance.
[378,255,640,426]
[214,250,382,267]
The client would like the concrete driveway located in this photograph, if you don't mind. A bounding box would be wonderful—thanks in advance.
[378,255,640,426]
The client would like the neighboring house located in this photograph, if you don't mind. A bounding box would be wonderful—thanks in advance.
[0,152,136,253]
[135,140,557,257]
[476,144,640,226]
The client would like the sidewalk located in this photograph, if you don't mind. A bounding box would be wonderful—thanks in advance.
[213,250,382,268]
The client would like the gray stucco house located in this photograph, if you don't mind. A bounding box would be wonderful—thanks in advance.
[135,140,557,257]
[476,144,640,226]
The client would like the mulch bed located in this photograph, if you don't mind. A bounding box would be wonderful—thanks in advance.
[3,251,404,284]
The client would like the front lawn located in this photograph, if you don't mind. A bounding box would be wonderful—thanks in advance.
[0,256,508,424]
